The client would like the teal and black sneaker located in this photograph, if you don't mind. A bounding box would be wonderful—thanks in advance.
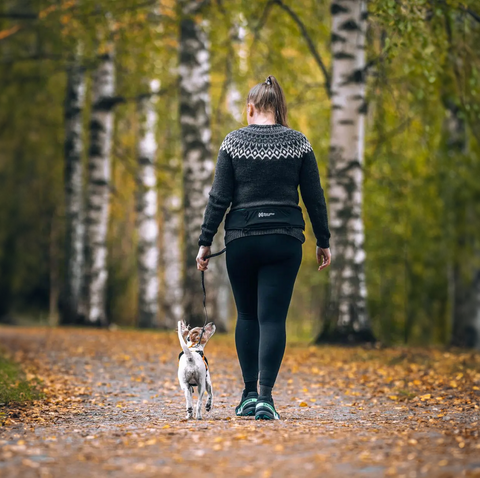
[255,396,280,420]
[235,391,258,417]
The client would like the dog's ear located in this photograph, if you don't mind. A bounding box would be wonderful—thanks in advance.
[179,321,190,342]
[202,322,216,343]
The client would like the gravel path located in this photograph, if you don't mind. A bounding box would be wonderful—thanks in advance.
[0,327,479,478]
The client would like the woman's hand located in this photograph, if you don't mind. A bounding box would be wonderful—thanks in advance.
[316,246,331,271]
[196,246,211,271]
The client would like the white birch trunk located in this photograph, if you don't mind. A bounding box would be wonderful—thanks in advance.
[452,247,480,349]
[63,51,86,323]
[226,20,246,125]
[179,2,215,327]
[49,212,60,326]
[206,224,229,332]
[445,101,480,349]
[83,47,115,326]
[472,267,480,349]
[136,80,160,328]
[323,0,373,340]
[162,193,184,329]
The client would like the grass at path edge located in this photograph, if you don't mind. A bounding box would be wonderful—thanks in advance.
[0,351,43,406]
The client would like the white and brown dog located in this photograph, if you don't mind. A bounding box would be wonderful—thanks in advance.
[177,320,216,420]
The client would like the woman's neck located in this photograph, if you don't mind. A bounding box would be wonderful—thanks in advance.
[250,112,276,125]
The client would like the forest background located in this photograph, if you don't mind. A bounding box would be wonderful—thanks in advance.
[0,0,479,348]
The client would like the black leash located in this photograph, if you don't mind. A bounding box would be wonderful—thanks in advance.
[197,247,227,346]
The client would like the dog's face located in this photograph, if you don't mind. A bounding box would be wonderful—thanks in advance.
[179,321,216,348]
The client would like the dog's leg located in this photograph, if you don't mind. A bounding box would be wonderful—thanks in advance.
[196,382,205,420]
[205,372,213,412]
[182,386,194,419]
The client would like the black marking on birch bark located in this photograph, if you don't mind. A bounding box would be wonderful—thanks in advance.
[65,106,82,121]
[331,3,349,15]
[88,241,107,248]
[342,68,366,85]
[88,145,105,157]
[64,142,81,159]
[138,265,158,274]
[97,53,112,62]
[90,179,108,186]
[138,156,155,166]
[89,118,104,132]
[93,97,121,111]
[361,10,369,21]
[332,104,343,110]
[331,32,347,44]
[333,52,355,60]
[86,205,104,215]
[338,119,354,125]
[339,20,360,32]
[341,159,362,172]
[358,101,368,115]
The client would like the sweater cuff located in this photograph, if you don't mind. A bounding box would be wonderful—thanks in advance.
[198,238,212,247]
[316,238,330,249]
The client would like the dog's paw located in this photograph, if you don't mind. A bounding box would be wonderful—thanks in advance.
[186,407,193,419]
[206,401,212,412]
[196,415,203,420]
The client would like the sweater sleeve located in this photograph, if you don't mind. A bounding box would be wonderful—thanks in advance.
[198,147,234,247]
[299,148,331,248]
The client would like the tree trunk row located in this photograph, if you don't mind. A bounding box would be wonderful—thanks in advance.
[318,0,374,343]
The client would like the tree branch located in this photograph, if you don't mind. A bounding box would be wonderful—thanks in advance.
[252,0,275,43]
[463,6,480,23]
[0,0,161,42]
[0,13,38,19]
[271,0,331,96]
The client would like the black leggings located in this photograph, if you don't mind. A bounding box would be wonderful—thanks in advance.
[226,234,302,389]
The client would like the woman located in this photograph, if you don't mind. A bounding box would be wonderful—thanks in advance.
[196,75,331,420]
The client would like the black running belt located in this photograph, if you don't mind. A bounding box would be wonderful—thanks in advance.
[225,205,305,231]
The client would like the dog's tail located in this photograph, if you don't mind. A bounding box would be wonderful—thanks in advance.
[178,321,193,360]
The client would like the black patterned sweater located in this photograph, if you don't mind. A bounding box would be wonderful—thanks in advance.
[198,123,331,248]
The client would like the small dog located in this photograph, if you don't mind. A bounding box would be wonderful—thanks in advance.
[177,320,216,420]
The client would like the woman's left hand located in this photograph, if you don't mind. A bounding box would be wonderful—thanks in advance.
[196,246,211,271]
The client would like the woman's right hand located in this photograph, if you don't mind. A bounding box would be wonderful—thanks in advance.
[316,247,331,271]
[196,246,211,271]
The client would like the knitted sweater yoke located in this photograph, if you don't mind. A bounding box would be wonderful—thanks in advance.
[198,123,331,248]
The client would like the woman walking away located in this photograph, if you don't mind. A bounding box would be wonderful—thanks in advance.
[196,75,331,420]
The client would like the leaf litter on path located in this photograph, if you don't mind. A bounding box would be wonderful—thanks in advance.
[0,327,479,478]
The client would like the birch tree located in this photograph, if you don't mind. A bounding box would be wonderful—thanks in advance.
[441,10,480,348]
[444,101,480,349]
[179,0,214,327]
[83,45,116,326]
[318,0,374,342]
[62,51,86,324]
[136,80,160,328]
[162,192,183,328]
[208,228,229,332]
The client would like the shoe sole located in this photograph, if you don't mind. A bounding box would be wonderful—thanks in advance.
[235,399,257,417]
[255,403,279,420]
